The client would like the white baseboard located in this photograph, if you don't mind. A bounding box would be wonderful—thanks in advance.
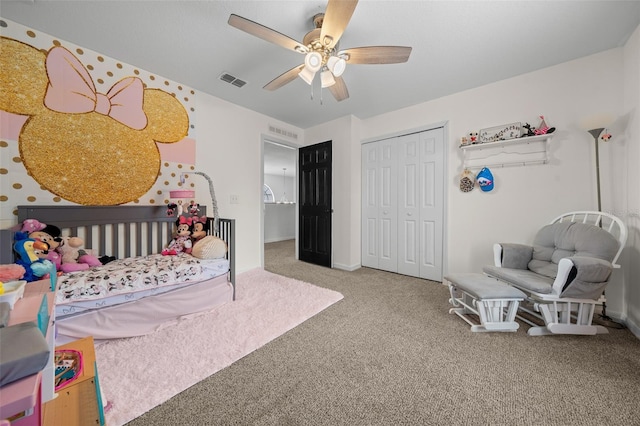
[264,236,295,243]
[333,263,360,272]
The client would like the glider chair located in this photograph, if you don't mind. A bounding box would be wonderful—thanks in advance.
[483,211,627,336]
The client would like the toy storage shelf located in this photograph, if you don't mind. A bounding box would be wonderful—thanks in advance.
[460,134,554,170]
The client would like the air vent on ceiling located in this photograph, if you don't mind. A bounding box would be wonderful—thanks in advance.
[219,72,247,88]
[269,124,298,140]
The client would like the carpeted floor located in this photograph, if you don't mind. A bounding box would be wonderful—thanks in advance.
[126,240,640,426]
[96,268,342,426]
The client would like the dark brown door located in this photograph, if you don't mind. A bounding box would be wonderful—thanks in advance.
[299,141,332,267]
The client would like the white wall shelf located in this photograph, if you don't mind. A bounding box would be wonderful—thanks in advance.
[459,133,554,170]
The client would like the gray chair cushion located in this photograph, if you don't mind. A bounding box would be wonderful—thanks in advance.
[446,273,527,299]
[500,244,533,270]
[483,265,554,294]
[560,256,612,299]
[528,222,620,278]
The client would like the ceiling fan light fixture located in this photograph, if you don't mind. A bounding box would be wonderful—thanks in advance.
[298,66,316,85]
[321,69,336,88]
[304,51,322,72]
[327,56,346,77]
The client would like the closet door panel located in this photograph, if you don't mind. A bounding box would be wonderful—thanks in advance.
[378,139,398,272]
[398,133,420,277]
[361,143,379,268]
[419,129,444,280]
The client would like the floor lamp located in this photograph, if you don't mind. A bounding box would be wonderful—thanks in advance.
[587,128,607,212]
[587,127,620,326]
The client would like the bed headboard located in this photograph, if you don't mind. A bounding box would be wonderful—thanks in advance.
[0,206,235,287]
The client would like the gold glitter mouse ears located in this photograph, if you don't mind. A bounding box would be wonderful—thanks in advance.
[0,37,49,116]
[0,36,190,205]
[0,36,188,141]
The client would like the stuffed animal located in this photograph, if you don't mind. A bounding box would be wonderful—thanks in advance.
[0,264,26,283]
[13,234,56,282]
[534,115,556,135]
[56,236,102,273]
[189,201,200,216]
[27,223,64,271]
[16,218,46,234]
[522,123,536,137]
[162,217,193,256]
[190,216,210,243]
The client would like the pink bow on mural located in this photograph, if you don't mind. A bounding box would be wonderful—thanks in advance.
[179,216,193,226]
[44,46,147,130]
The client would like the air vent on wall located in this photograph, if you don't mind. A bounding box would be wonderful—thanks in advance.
[269,124,298,140]
[219,72,247,88]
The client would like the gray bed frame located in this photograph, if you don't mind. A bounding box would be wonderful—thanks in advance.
[0,205,235,299]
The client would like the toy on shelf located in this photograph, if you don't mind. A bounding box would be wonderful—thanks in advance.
[522,123,536,137]
[533,115,556,135]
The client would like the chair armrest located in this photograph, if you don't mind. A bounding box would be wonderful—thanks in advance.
[493,243,533,269]
[552,256,613,300]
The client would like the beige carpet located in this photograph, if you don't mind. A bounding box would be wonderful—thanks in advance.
[95,267,343,426]
[125,240,640,426]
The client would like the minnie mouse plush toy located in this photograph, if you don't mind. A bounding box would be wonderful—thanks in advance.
[162,217,193,255]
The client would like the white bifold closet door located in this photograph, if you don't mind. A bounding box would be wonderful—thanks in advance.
[362,127,444,281]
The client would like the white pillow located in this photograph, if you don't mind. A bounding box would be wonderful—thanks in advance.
[191,236,227,259]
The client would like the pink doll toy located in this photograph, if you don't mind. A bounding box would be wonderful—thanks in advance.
[162,217,193,256]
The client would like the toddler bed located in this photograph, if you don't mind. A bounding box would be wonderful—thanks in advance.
[2,205,235,343]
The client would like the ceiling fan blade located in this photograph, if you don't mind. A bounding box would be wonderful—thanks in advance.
[320,0,359,49]
[228,14,307,53]
[328,76,349,102]
[263,64,305,91]
[340,46,412,64]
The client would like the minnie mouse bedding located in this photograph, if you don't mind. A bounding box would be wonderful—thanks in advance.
[55,253,229,320]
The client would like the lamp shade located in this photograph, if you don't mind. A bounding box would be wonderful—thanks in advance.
[321,69,336,88]
[304,51,322,72]
[169,190,195,198]
[298,66,317,85]
[327,56,346,77]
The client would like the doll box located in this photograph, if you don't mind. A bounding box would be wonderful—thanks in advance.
[0,280,27,309]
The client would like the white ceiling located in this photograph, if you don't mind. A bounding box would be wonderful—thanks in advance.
[2,0,640,174]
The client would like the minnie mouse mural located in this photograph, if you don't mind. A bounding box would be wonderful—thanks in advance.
[0,36,189,205]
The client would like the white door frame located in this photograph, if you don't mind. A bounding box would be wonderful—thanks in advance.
[260,135,299,268]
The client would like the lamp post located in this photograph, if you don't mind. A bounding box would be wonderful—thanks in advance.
[587,127,620,326]
[587,128,605,212]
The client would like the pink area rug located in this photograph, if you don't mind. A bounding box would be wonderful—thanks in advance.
[94,268,343,426]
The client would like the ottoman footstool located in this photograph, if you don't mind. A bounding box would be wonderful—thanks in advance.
[444,273,527,332]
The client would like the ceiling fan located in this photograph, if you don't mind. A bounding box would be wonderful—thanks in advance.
[228,0,412,102]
